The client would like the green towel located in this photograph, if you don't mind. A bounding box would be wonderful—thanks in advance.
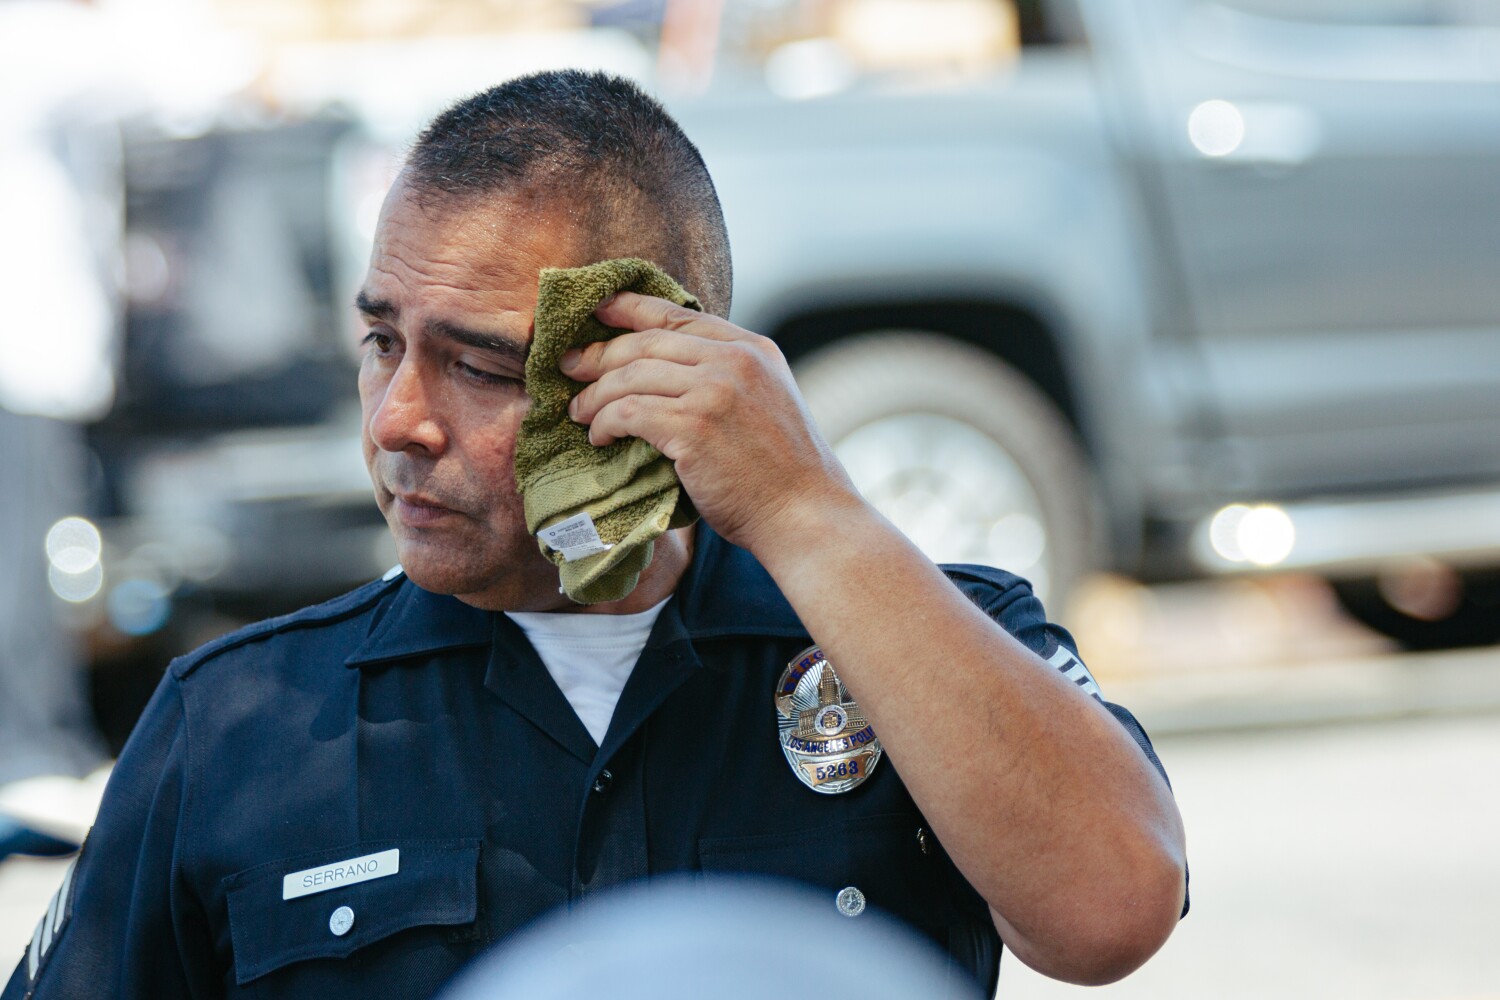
[516,258,701,605]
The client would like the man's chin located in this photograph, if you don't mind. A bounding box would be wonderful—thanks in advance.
[395,554,492,597]
[391,538,557,609]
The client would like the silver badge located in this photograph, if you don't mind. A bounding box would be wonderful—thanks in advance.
[775,645,882,794]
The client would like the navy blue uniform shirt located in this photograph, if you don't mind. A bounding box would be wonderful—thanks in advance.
[7,526,1178,998]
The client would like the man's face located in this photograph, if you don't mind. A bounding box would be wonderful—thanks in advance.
[356,177,583,610]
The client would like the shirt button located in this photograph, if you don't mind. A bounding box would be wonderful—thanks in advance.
[592,769,613,794]
[329,905,355,936]
[835,886,866,917]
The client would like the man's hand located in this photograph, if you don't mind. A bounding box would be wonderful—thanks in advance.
[562,292,859,554]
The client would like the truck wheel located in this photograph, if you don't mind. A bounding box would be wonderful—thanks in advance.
[1330,569,1500,651]
[793,332,1100,611]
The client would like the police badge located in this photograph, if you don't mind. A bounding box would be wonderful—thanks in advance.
[775,645,882,794]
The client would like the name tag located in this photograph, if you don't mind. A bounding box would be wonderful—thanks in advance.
[282,849,399,901]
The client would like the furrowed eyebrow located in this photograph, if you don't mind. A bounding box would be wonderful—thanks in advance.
[354,290,396,322]
[426,319,530,368]
[354,291,529,368]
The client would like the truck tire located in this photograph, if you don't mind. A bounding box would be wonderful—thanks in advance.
[1330,570,1500,651]
[793,332,1100,612]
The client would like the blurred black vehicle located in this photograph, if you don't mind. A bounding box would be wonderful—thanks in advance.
[85,117,391,747]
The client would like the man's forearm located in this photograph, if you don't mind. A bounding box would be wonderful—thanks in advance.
[561,292,1184,980]
[748,496,1187,985]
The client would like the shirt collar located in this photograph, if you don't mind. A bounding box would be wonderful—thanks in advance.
[672,524,808,642]
[344,524,807,669]
[344,579,492,667]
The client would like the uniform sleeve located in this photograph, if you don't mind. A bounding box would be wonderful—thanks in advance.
[942,564,1190,917]
[4,673,215,998]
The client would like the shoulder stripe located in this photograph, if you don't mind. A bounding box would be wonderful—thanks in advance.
[25,855,78,985]
[40,887,59,958]
[27,911,42,980]
[1045,645,1102,701]
[55,854,76,931]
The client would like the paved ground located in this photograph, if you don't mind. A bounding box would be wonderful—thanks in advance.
[999,712,1500,1000]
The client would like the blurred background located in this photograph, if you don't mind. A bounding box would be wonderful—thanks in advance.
[1,0,1497,996]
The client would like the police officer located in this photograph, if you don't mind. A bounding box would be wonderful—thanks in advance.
[7,70,1186,999]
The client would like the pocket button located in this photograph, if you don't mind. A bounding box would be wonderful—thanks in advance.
[835,886,866,917]
[328,906,355,937]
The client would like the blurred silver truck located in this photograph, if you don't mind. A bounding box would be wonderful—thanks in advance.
[93,0,1499,715]
[686,0,1500,647]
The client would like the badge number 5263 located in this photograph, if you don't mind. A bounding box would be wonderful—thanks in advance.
[817,760,858,782]
[801,750,877,788]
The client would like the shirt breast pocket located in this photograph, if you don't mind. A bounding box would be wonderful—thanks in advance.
[698,814,952,934]
[223,838,481,994]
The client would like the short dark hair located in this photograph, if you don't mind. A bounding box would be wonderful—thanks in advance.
[406,70,732,317]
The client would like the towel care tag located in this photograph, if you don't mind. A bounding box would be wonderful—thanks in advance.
[538,512,614,562]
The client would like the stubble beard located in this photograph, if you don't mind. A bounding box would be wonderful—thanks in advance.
[382,491,565,611]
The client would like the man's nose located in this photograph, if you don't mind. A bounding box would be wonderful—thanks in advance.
[368,358,447,455]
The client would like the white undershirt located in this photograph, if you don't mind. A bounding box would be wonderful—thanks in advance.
[503,598,669,746]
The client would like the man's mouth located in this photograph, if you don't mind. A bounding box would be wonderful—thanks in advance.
[390,493,463,528]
